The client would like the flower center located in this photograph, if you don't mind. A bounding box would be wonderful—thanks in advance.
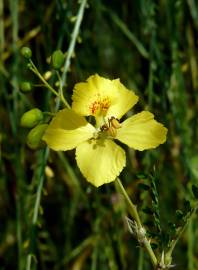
[89,95,111,116]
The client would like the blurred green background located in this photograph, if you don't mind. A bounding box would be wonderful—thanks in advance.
[0,0,198,269]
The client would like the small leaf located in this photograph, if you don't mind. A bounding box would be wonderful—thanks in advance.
[183,199,191,213]
[160,231,170,247]
[151,192,158,204]
[136,173,148,179]
[176,210,184,219]
[142,207,153,215]
[189,155,198,179]
[138,183,150,191]
[192,185,198,199]
[143,220,154,227]
[151,243,158,250]
[168,222,176,234]
[147,231,158,238]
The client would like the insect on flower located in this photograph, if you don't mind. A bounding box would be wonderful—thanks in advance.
[100,117,121,137]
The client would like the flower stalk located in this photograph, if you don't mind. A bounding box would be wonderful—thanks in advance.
[29,60,59,97]
[28,60,70,108]
[116,178,158,268]
[56,71,70,109]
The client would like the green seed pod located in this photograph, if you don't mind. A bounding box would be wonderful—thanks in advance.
[51,50,64,70]
[20,108,43,128]
[20,81,32,93]
[21,47,32,59]
[27,124,48,149]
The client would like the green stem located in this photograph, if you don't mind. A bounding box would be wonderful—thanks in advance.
[138,249,144,270]
[29,60,58,95]
[26,148,49,270]
[0,0,4,59]
[107,9,149,59]
[9,1,23,269]
[116,178,157,267]
[43,111,56,117]
[61,0,87,87]
[29,60,70,108]
[166,206,197,260]
[116,178,141,227]
[187,219,194,270]
[32,149,49,224]
[56,71,70,109]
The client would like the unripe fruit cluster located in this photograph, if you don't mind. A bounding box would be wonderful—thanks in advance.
[20,108,47,149]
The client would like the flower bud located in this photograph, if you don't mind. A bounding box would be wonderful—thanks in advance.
[27,124,48,149]
[21,47,32,59]
[20,108,43,128]
[20,81,32,93]
[51,50,64,70]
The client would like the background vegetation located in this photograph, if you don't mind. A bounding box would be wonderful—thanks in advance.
[0,0,198,269]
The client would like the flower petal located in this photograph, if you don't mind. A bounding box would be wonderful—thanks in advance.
[106,78,139,119]
[72,74,138,119]
[43,109,95,151]
[76,139,126,187]
[116,111,167,150]
[46,108,88,129]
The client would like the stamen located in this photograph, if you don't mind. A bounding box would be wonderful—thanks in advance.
[89,95,111,116]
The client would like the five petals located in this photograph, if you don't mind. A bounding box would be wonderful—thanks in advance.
[43,74,168,187]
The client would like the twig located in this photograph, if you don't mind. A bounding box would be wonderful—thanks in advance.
[116,178,158,267]
[26,148,49,270]
[61,0,88,87]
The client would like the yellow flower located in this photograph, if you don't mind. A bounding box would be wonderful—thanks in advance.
[43,74,167,187]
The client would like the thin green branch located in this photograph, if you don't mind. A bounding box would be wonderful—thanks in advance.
[61,0,87,87]
[9,1,23,270]
[29,59,69,108]
[187,220,194,270]
[138,249,144,270]
[107,9,149,59]
[116,178,158,268]
[0,0,4,59]
[166,205,197,260]
[29,60,58,96]
[26,148,49,270]
[116,178,141,227]
[56,71,70,109]
[32,149,49,224]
